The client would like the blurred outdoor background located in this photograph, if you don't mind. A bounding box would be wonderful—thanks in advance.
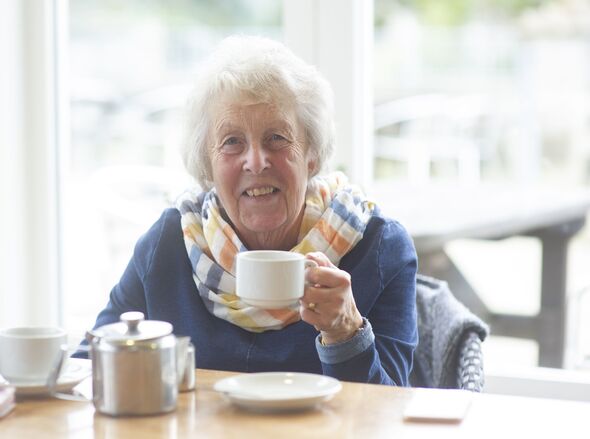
[61,0,590,372]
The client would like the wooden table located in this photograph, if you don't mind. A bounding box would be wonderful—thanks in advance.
[370,181,590,368]
[0,369,587,438]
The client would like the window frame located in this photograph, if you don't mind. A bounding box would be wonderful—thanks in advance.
[0,0,63,327]
[283,0,374,189]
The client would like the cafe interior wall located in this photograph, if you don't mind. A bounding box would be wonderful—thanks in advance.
[2,0,590,379]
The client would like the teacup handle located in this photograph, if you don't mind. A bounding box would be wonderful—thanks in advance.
[304,259,319,287]
[304,259,318,270]
[46,344,90,402]
[46,344,68,393]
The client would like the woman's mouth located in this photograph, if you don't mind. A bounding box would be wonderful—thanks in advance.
[243,186,279,197]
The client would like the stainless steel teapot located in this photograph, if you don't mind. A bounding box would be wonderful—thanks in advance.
[86,311,194,416]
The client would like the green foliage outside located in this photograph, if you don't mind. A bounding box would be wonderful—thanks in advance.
[375,0,554,27]
[70,0,281,29]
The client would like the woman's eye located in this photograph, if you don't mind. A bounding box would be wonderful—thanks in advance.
[221,137,244,153]
[268,134,289,149]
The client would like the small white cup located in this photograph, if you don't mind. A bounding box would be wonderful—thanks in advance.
[0,327,67,384]
[236,251,317,309]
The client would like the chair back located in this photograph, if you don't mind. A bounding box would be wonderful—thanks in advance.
[410,275,489,391]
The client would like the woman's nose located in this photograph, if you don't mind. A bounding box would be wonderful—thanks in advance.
[242,143,270,174]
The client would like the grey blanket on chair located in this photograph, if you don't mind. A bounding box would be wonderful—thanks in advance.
[410,274,490,388]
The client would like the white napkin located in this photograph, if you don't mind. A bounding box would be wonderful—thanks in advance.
[0,386,15,419]
[72,376,93,400]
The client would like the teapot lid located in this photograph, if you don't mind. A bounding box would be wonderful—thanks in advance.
[92,311,173,343]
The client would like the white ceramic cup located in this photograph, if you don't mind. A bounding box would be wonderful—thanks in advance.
[236,251,317,309]
[0,327,67,384]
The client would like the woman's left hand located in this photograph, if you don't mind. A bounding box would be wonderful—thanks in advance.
[300,252,363,345]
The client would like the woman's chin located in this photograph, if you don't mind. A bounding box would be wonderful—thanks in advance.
[238,197,288,232]
[240,216,287,234]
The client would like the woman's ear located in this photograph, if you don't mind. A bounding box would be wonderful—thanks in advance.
[307,156,318,176]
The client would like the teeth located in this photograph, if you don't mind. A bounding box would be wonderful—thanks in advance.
[246,187,276,197]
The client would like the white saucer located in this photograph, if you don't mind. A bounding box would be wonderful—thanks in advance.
[214,372,342,412]
[240,297,299,309]
[11,358,92,397]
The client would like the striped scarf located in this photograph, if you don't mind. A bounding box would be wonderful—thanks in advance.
[176,172,374,332]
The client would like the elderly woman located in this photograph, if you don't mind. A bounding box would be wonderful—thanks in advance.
[89,36,417,385]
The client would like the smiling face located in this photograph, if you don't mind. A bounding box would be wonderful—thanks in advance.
[208,96,315,250]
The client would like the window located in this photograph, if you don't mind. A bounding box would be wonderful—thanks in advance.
[5,0,589,382]
[374,0,590,185]
[374,0,590,370]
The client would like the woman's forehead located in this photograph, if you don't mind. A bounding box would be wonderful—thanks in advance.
[213,87,294,112]
[211,99,298,130]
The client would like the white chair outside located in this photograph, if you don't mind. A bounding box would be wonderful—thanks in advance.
[374,93,503,183]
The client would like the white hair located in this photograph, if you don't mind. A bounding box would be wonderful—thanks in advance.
[181,35,335,189]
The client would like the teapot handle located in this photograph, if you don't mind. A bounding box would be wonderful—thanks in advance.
[176,336,195,392]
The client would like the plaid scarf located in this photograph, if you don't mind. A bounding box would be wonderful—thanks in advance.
[176,172,374,332]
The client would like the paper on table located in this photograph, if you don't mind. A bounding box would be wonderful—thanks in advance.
[403,389,472,423]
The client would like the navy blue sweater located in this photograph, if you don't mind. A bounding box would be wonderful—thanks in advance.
[89,207,418,385]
